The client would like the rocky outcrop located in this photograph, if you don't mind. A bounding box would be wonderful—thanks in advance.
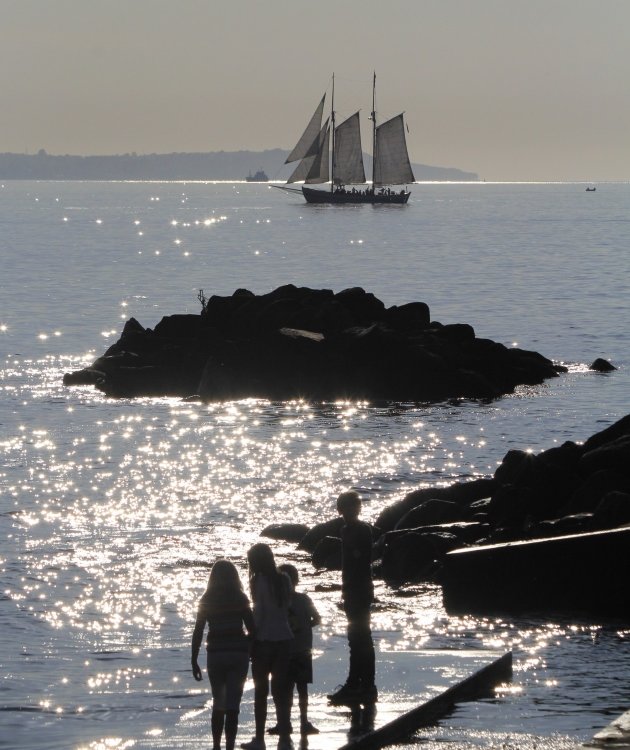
[261,414,630,617]
[378,414,630,588]
[63,285,566,402]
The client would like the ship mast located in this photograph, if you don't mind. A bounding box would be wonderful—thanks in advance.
[330,73,336,193]
[371,71,377,188]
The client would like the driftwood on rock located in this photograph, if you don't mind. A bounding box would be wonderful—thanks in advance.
[63,285,566,402]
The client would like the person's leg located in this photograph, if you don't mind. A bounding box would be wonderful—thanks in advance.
[346,602,375,689]
[295,652,317,733]
[296,682,318,733]
[251,644,273,741]
[212,709,226,750]
[208,651,228,749]
[225,710,239,750]
[224,651,249,750]
[269,641,292,739]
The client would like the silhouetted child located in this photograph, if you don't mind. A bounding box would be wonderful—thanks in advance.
[242,543,294,750]
[192,559,255,750]
[268,563,321,736]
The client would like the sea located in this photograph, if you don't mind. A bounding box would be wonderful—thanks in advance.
[1,180,629,750]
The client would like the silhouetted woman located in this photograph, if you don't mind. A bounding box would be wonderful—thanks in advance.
[241,543,294,750]
[192,559,255,750]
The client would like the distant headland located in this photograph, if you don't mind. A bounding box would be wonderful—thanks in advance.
[0,148,478,182]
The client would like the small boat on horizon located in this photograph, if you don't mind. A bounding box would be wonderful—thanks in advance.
[586,186,596,191]
[275,73,415,205]
[246,169,269,182]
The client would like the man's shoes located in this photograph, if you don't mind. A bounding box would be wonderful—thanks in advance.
[241,739,266,750]
[267,725,293,736]
[277,736,294,750]
[361,684,378,704]
[327,683,363,706]
[300,721,319,735]
[328,683,379,706]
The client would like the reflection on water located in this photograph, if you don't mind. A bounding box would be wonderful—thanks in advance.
[1,355,629,749]
[2,181,630,748]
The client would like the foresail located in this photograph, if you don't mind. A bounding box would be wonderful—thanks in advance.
[333,112,366,185]
[285,95,326,164]
[287,120,330,184]
[373,114,415,186]
[305,123,330,183]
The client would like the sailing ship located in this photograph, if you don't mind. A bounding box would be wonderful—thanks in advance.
[277,74,415,204]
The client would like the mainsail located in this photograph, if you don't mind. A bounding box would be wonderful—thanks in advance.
[373,114,415,187]
[333,112,366,185]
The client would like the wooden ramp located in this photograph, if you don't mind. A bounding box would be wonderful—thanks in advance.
[578,708,630,749]
[339,651,513,750]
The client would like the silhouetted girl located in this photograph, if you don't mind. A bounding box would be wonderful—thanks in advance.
[241,543,294,750]
[192,559,254,750]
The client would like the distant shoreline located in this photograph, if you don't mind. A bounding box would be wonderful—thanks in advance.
[0,148,479,182]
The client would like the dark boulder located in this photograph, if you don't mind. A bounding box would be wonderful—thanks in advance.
[375,521,488,552]
[312,536,343,569]
[593,491,630,529]
[334,287,386,324]
[96,365,201,398]
[298,518,345,553]
[381,531,460,584]
[563,469,630,514]
[260,523,310,543]
[384,302,430,332]
[491,447,581,520]
[153,314,203,340]
[579,435,630,477]
[582,414,630,452]
[590,358,616,372]
[121,317,145,336]
[437,323,476,344]
[527,513,595,539]
[375,479,496,532]
[395,499,472,530]
[62,368,105,386]
[486,484,534,529]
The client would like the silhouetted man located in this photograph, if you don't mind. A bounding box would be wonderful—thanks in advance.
[328,490,377,706]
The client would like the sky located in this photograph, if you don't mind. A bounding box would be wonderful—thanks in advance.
[1,0,629,181]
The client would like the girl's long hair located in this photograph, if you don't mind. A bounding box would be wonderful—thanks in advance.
[247,542,288,607]
[203,558,245,608]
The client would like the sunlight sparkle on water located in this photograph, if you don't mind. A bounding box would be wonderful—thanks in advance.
[3,345,629,748]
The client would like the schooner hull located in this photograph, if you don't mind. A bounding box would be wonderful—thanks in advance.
[302,186,411,204]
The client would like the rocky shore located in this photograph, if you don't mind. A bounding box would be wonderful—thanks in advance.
[62,284,623,615]
[263,414,630,618]
[63,285,567,401]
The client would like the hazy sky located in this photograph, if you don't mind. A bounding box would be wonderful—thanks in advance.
[2,0,629,180]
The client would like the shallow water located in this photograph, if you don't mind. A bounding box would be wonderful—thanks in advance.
[1,181,629,749]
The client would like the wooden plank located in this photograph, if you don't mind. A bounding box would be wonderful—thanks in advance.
[338,651,513,750]
[442,528,630,618]
[577,708,630,749]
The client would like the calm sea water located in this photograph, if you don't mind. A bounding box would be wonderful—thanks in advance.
[1,181,629,750]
